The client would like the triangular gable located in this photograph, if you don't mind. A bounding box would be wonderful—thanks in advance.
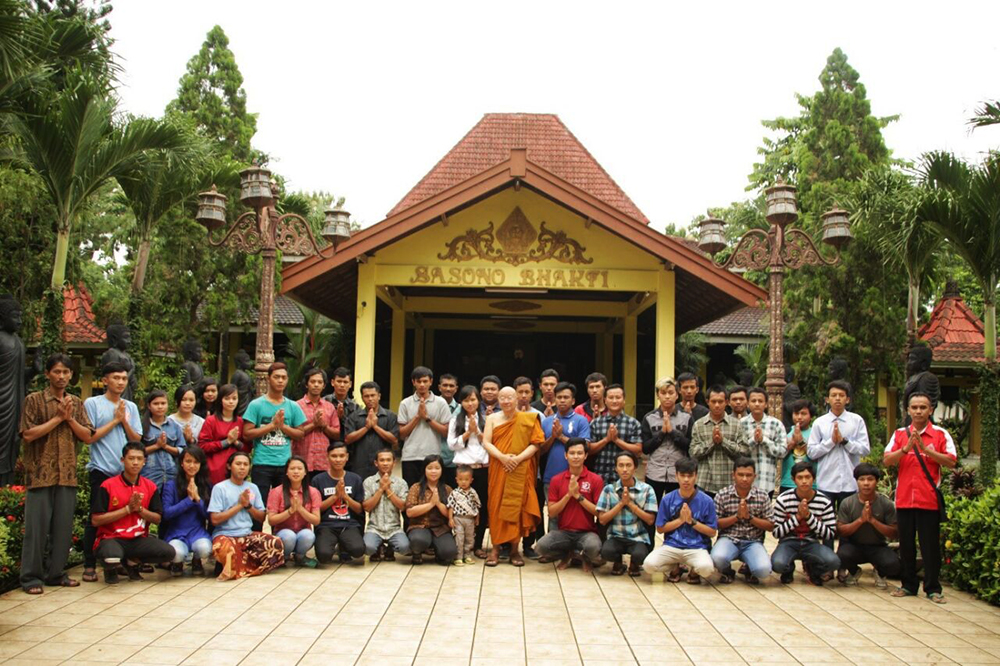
[389,113,650,224]
[919,282,985,364]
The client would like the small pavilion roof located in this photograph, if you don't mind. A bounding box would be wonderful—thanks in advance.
[918,281,985,365]
[62,283,105,345]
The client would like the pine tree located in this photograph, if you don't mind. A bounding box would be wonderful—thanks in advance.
[166,25,260,164]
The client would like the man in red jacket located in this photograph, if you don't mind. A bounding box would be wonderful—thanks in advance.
[92,442,175,584]
[883,392,956,603]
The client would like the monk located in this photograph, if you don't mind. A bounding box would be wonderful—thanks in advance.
[482,386,545,567]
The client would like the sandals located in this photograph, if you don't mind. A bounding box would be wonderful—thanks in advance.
[666,569,683,583]
[509,553,525,567]
[23,585,43,595]
[928,593,947,604]
[891,587,916,598]
[45,576,79,587]
[687,572,702,585]
[611,562,627,576]
[719,571,735,584]
[82,569,99,583]
[485,551,500,567]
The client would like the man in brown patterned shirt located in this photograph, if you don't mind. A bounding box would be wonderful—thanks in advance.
[19,353,93,594]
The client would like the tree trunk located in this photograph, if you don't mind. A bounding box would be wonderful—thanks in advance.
[131,237,152,294]
[904,277,919,363]
[985,297,996,363]
[50,226,70,290]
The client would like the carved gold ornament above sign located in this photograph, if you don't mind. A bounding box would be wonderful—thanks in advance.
[489,300,542,313]
[437,206,593,266]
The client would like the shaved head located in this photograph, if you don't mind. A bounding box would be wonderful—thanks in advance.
[498,386,517,414]
[498,386,516,399]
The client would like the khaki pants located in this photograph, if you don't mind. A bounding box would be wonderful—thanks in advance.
[453,515,476,560]
[643,545,714,577]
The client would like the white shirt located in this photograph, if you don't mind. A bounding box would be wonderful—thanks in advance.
[446,412,489,465]
[806,409,871,494]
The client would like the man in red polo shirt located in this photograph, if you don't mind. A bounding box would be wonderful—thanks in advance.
[535,438,605,572]
[883,392,956,603]
[92,442,175,584]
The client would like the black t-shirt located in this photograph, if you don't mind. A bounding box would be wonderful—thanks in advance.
[310,470,364,529]
[837,493,897,546]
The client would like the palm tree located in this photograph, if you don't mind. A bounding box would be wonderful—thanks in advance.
[970,100,1000,130]
[734,340,768,388]
[674,330,709,377]
[850,166,939,357]
[116,141,237,294]
[916,150,1000,483]
[279,302,345,398]
[4,71,186,290]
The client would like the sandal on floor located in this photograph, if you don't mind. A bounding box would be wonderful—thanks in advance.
[611,562,627,576]
[23,585,43,595]
[687,572,702,585]
[485,552,500,567]
[928,593,947,604]
[890,587,916,598]
[510,554,525,567]
[82,569,99,583]
[45,576,79,587]
[666,569,683,583]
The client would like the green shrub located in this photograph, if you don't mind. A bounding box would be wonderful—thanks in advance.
[941,482,1000,605]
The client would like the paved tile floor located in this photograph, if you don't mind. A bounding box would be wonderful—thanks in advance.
[1,556,999,666]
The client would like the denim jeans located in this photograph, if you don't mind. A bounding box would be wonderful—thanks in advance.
[169,538,213,564]
[277,529,316,558]
[771,538,841,577]
[710,537,772,579]
[363,531,411,556]
[535,529,602,563]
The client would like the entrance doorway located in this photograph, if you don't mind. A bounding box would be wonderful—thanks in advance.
[431,330,597,393]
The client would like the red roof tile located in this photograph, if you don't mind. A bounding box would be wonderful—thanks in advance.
[387,113,650,224]
[694,306,766,337]
[62,283,105,345]
[918,282,985,364]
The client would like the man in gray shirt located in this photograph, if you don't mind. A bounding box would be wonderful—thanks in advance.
[397,366,453,487]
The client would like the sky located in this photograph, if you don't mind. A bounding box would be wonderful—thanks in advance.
[108,1,1000,232]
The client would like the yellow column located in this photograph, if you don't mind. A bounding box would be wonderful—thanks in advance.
[655,270,675,383]
[353,262,377,403]
[623,315,637,415]
[389,308,406,410]
[414,326,425,368]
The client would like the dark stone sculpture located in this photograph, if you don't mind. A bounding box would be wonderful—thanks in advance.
[826,356,853,411]
[782,363,801,429]
[902,345,940,426]
[231,349,254,416]
[0,295,34,485]
[100,322,138,402]
[736,368,755,389]
[181,339,205,387]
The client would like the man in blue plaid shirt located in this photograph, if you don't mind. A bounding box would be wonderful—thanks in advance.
[596,451,657,576]
[588,385,643,486]
[740,387,787,495]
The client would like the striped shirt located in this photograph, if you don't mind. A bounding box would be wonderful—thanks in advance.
[772,487,836,543]
[689,413,750,494]
[740,413,787,493]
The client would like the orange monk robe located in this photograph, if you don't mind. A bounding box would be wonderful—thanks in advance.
[487,411,545,544]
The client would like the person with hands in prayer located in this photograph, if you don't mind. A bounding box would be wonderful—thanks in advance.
[711,456,774,584]
[597,451,657,576]
[344,381,400,481]
[363,447,411,561]
[311,441,366,563]
[835,463,900,588]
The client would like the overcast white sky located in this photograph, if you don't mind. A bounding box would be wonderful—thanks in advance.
[109,1,999,231]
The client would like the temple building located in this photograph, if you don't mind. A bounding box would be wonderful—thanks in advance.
[281,113,766,412]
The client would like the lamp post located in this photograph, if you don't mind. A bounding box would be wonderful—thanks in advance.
[196,166,352,395]
[698,179,852,418]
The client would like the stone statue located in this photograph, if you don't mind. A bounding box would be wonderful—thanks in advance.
[231,349,254,416]
[100,322,138,402]
[902,344,940,426]
[827,356,849,383]
[0,295,37,485]
[736,368,755,389]
[181,339,205,387]
[782,363,801,429]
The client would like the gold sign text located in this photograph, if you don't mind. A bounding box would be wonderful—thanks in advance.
[409,266,611,289]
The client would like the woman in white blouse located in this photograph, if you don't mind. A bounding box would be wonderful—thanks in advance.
[447,385,490,558]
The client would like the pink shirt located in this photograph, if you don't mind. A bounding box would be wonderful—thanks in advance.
[295,397,339,472]
[266,485,322,533]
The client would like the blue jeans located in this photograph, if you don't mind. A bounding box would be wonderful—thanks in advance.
[710,537,771,578]
[169,538,212,564]
[771,538,840,577]
[363,531,411,556]
[277,529,316,558]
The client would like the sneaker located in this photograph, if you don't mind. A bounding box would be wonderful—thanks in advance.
[523,546,539,559]
[808,575,824,586]
[191,559,205,577]
[369,545,383,563]
[169,563,183,578]
[780,571,794,585]
[384,548,396,562]
[103,568,120,585]
[453,560,465,567]
[874,572,887,589]
[464,556,476,564]
[126,565,143,582]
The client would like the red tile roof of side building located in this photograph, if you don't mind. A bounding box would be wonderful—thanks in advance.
[387,113,650,224]
[918,281,985,364]
[61,283,105,344]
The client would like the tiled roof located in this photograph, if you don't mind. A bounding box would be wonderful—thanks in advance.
[918,282,985,364]
[62,284,104,344]
[694,306,766,337]
[387,113,650,224]
[237,296,305,327]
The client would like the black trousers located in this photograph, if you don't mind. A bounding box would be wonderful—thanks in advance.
[898,508,942,595]
[601,537,650,567]
[837,540,901,577]
[402,460,424,488]
[408,528,458,563]
[20,486,76,589]
[315,525,365,563]
[96,537,175,567]
[83,469,112,569]
[250,464,286,532]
